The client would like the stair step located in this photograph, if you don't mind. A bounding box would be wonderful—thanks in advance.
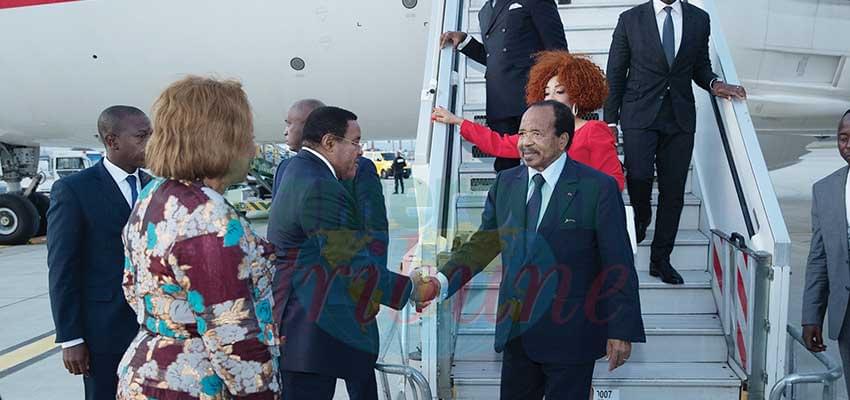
[458,269,715,316]
[453,360,741,399]
[454,314,726,363]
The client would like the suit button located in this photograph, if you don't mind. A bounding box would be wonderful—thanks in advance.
[501,28,506,32]
[486,53,490,58]
[502,48,507,52]
[485,34,490,39]
[659,96,664,100]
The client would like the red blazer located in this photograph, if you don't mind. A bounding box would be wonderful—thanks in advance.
[459,119,625,191]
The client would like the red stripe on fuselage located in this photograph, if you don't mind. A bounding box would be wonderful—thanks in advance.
[0,0,78,10]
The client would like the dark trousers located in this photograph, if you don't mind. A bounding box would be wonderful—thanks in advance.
[393,173,404,193]
[499,339,595,400]
[487,116,522,172]
[622,97,694,263]
[83,352,123,400]
[282,370,378,400]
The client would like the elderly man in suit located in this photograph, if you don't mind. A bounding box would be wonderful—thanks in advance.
[441,0,568,172]
[47,106,151,400]
[268,106,437,400]
[415,101,645,400]
[604,0,746,285]
[802,110,850,394]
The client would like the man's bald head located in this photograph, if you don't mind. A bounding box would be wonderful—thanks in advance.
[837,110,850,166]
[286,99,325,151]
[97,105,148,140]
[97,105,151,172]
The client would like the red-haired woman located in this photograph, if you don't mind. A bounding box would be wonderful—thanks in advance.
[433,50,624,191]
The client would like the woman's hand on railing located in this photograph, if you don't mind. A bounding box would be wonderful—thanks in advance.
[432,107,464,126]
[803,324,828,353]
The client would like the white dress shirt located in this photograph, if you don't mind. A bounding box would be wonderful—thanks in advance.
[58,157,141,349]
[845,169,850,238]
[103,157,142,208]
[303,147,338,179]
[433,153,567,302]
[653,0,682,57]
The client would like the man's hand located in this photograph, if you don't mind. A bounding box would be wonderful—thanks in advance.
[712,81,747,101]
[440,31,468,49]
[432,107,464,125]
[410,267,441,312]
[606,339,631,372]
[62,343,90,376]
[803,324,827,353]
[607,124,620,140]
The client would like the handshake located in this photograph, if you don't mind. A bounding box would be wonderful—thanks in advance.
[409,267,442,312]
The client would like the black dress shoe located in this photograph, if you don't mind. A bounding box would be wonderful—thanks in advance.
[649,261,685,285]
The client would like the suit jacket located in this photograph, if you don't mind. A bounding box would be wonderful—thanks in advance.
[267,150,411,379]
[275,156,389,267]
[47,160,148,354]
[803,166,850,340]
[439,157,645,364]
[462,0,568,120]
[604,1,717,134]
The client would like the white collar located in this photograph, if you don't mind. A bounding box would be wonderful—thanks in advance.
[653,0,681,15]
[303,147,337,179]
[103,156,139,186]
[527,152,567,187]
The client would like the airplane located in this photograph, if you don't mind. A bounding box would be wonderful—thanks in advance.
[0,0,848,247]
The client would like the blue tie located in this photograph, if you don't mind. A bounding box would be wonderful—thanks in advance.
[525,174,545,253]
[662,6,675,67]
[126,175,138,206]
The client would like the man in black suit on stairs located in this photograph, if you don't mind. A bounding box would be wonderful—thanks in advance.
[441,0,568,172]
[47,106,151,399]
[604,0,746,284]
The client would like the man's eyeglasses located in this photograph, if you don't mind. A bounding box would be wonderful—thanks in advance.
[334,136,362,147]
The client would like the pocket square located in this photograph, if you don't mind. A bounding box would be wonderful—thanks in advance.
[508,3,523,10]
[564,218,576,224]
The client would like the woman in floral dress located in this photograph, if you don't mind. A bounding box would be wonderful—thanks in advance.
[118,76,280,399]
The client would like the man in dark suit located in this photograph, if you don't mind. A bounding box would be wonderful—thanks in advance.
[47,105,151,400]
[441,0,568,172]
[267,106,436,400]
[273,99,390,271]
[415,101,645,400]
[604,0,746,284]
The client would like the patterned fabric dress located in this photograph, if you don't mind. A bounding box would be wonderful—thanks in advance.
[118,179,280,400]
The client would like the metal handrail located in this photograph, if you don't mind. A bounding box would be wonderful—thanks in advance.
[769,325,843,400]
[709,94,756,238]
[375,363,433,400]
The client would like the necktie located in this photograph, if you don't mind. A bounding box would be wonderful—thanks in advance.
[525,173,545,253]
[662,6,675,66]
[126,175,138,206]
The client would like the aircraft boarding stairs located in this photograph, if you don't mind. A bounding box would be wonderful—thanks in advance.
[412,0,793,399]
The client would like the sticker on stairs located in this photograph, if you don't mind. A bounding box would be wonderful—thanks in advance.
[593,388,620,400]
